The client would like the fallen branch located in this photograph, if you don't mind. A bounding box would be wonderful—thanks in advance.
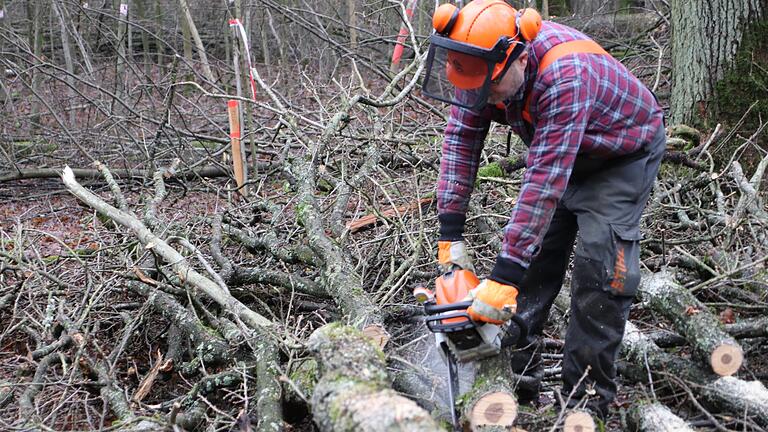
[622,321,768,425]
[61,166,272,330]
[628,402,696,431]
[127,281,230,366]
[639,270,743,376]
[1,166,235,183]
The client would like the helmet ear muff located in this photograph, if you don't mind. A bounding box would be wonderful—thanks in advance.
[516,8,542,42]
[433,3,460,35]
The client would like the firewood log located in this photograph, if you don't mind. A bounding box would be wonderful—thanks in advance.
[308,323,442,432]
[639,271,743,376]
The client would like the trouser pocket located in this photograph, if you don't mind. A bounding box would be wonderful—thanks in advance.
[607,224,642,297]
[574,220,642,297]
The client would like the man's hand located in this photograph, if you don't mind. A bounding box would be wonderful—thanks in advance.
[467,279,519,324]
[438,240,475,272]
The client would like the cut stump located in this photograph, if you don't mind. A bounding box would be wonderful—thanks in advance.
[469,391,517,430]
[563,410,595,432]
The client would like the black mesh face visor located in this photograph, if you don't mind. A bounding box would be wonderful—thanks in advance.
[422,34,524,111]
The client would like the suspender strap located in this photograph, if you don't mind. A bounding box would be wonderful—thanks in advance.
[522,40,609,124]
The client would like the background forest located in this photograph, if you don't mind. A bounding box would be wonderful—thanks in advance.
[1,0,768,431]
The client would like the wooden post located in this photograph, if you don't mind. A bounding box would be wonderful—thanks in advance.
[227,100,247,197]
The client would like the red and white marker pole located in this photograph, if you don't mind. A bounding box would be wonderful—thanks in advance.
[390,0,419,73]
[228,18,258,101]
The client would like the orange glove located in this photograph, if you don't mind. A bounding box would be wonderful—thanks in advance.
[467,279,519,324]
[438,240,475,272]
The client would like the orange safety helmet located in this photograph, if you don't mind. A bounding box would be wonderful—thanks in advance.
[423,0,542,107]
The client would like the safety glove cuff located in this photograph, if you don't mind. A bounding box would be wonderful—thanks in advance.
[437,240,475,273]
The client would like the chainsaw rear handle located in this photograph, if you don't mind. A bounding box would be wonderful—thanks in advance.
[504,314,529,349]
[424,303,475,333]
[424,300,473,315]
[424,301,529,348]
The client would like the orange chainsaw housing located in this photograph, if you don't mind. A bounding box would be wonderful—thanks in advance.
[435,270,480,324]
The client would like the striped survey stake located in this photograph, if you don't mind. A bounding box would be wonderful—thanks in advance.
[390,0,419,72]
[228,18,258,100]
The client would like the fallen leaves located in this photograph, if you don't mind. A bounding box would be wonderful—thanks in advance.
[719,307,736,324]
[684,305,701,316]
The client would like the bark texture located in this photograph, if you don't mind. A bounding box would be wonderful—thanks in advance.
[569,0,614,16]
[460,350,519,431]
[670,0,766,124]
[308,323,442,432]
[628,402,696,432]
[639,271,743,376]
[622,321,768,425]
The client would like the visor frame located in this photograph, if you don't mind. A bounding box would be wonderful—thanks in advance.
[428,34,512,63]
[422,35,520,111]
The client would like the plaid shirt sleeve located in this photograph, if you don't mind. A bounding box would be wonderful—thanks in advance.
[491,66,594,285]
[436,104,493,240]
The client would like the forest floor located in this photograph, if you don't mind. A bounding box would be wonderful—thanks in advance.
[4,176,767,431]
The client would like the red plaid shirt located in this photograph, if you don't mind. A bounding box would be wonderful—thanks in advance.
[437,21,663,284]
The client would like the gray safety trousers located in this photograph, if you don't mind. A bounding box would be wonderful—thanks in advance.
[510,125,666,417]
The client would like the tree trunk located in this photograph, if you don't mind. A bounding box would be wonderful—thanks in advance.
[569,0,615,15]
[639,271,743,376]
[628,403,696,432]
[178,0,216,85]
[29,0,43,127]
[563,411,595,432]
[155,0,163,69]
[308,323,443,432]
[51,0,76,126]
[669,0,766,125]
[135,0,151,76]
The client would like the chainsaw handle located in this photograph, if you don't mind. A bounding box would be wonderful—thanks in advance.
[424,301,529,348]
[506,314,529,349]
[423,300,472,315]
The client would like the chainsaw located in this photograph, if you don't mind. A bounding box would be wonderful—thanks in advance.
[414,269,528,431]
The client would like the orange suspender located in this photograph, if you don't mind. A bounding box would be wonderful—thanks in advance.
[520,39,609,124]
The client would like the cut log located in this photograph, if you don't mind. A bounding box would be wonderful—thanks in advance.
[308,323,442,432]
[362,324,390,349]
[461,350,519,431]
[639,270,743,376]
[629,402,696,431]
[469,391,517,430]
[563,410,595,432]
[621,321,768,425]
[648,316,768,347]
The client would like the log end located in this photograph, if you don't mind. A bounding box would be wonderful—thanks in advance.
[362,324,390,349]
[711,343,743,376]
[564,410,595,432]
[469,391,517,430]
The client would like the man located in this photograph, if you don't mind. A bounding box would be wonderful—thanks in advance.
[423,0,665,418]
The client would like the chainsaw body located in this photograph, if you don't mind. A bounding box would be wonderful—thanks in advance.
[415,269,528,431]
[425,270,504,362]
